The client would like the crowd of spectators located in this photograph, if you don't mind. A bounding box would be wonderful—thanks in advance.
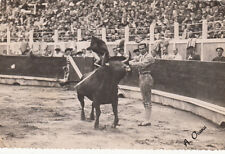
[0,0,225,43]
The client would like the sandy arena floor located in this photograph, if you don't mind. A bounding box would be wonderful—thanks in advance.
[0,84,224,150]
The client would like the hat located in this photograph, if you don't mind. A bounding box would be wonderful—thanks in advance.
[75,51,83,55]
[216,47,224,52]
[55,45,61,50]
[65,48,73,52]
[67,47,73,50]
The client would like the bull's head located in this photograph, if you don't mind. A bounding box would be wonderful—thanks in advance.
[108,52,131,82]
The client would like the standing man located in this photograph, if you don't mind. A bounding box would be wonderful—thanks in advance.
[129,43,155,126]
[186,46,200,61]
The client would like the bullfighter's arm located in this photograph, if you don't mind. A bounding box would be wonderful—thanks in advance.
[129,54,155,67]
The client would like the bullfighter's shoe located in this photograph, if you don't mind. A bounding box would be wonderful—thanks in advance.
[138,121,151,127]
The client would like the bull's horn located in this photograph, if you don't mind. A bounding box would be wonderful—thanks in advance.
[122,51,131,64]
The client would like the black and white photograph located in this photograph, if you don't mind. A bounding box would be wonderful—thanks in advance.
[0,0,225,151]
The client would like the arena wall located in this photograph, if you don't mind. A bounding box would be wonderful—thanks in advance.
[0,56,94,82]
[120,59,225,108]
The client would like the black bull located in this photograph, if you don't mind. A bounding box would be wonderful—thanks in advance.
[76,55,131,129]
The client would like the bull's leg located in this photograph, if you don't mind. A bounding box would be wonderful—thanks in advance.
[78,94,85,121]
[90,102,95,120]
[94,104,101,129]
[112,102,119,128]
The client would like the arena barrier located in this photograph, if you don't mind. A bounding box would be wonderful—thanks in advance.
[0,55,94,87]
[0,56,224,126]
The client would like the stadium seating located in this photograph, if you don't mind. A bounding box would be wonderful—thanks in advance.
[0,0,225,44]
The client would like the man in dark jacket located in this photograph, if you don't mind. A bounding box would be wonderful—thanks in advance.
[212,47,225,62]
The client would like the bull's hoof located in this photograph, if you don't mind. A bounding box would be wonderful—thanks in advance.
[86,118,94,122]
[94,124,99,129]
[111,123,121,128]
[111,125,117,128]
[94,125,106,130]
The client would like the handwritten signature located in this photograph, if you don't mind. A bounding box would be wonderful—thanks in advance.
[184,126,207,146]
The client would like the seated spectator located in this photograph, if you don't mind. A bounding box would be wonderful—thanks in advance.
[161,50,171,60]
[64,48,73,57]
[213,22,223,38]
[212,47,225,62]
[53,46,63,57]
[171,48,183,60]
[44,48,53,57]
[186,46,200,61]
[2,0,225,52]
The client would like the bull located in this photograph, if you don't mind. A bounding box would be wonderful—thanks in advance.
[76,55,131,129]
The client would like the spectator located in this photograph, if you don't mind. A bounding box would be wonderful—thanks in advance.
[186,46,200,61]
[53,46,63,57]
[2,0,225,52]
[44,48,53,57]
[171,48,183,60]
[20,40,31,55]
[64,48,73,57]
[161,50,171,60]
[151,41,161,58]
[212,47,225,62]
